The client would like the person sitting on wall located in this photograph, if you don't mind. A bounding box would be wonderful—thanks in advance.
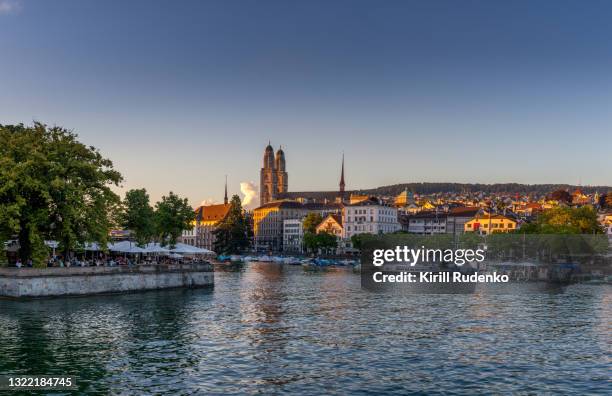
[15,259,22,268]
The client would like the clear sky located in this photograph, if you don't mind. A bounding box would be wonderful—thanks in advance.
[1,0,612,208]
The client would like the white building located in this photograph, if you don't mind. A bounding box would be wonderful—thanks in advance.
[283,219,304,253]
[343,197,400,239]
[402,212,447,235]
[180,223,198,246]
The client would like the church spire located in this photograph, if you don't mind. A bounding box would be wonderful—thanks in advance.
[339,153,345,199]
[224,175,228,205]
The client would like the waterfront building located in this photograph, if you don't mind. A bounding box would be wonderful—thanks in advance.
[194,203,231,250]
[283,219,304,253]
[464,214,518,235]
[188,181,231,250]
[180,222,198,246]
[316,214,343,237]
[253,201,342,251]
[343,197,400,239]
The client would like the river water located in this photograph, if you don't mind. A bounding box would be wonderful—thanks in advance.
[0,262,610,395]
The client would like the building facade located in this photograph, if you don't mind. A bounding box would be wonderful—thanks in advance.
[464,214,518,235]
[343,198,400,239]
[283,219,304,253]
[254,201,343,251]
[401,211,446,235]
[316,214,343,237]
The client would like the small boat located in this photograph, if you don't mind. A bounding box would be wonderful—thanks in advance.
[283,256,301,265]
[258,255,273,262]
[230,255,243,262]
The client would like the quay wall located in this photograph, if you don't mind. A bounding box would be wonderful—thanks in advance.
[0,263,214,298]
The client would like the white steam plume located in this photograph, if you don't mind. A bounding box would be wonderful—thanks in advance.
[240,182,259,209]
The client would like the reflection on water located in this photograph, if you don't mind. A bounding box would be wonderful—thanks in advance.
[0,263,610,395]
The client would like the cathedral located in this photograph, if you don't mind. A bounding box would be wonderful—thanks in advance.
[260,143,288,205]
[259,143,346,205]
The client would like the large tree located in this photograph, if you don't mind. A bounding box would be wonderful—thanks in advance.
[154,191,195,247]
[0,123,122,266]
[521,206,602,234]
[213,195,250,254]
[120,189,155,246]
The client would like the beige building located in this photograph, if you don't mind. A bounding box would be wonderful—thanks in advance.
[254,201,342,251]
[316,214,343,237]
[194,203,231,250]
[464,214,517,235]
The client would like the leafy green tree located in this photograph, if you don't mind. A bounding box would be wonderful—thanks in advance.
[317,232,338,254]
[303,231,338,254]
[154,191,195,247]
[302,212,323,234]
[213,195,250,254]
[0,123,122,267]
[350,233,368,250]
[120,189,155,246]
[521,206,602,234]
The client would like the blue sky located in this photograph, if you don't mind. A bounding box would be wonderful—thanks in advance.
[1,0,612,207]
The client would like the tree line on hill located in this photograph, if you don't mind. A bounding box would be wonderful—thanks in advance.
[359,183,612,197]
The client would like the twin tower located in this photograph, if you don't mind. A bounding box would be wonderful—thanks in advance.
[259,143,346,206]
[260,143,288,205]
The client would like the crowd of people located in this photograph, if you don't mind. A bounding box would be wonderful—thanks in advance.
[10,254,200,268]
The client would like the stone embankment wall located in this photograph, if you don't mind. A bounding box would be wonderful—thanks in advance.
[0,263,214,298]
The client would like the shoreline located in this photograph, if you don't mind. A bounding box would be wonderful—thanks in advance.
[0,262,214,299]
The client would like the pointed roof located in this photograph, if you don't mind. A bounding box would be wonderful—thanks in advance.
[224,175,228,205]
[339,153,345,192]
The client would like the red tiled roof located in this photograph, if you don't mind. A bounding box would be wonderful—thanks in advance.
[195,203,231,222]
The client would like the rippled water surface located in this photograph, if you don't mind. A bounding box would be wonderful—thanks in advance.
[0,263,610,395]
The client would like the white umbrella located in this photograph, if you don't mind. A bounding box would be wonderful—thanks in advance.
[170,243,212,254]
[108,241,146,254]
[83,242,104,251]
[142,243,170,254]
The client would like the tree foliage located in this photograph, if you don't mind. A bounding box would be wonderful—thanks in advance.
[548,189,572,204]
[520,206,602,234]
[154,191,195,247]
[0,123,122,267]
[304,231,337,254]
[120,189,155,246]
[302,212,323,234]
[212,195,250,254]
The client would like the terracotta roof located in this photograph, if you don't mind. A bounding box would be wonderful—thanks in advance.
[329,213,343,226]
[195,203,231,222]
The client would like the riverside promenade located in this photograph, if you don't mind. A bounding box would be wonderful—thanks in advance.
[0,262,214,298]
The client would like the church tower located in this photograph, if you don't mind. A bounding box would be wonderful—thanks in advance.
[260,142,279,205]
[338,153,346,202]
[224,175,228,205]
[275,146,288,196]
